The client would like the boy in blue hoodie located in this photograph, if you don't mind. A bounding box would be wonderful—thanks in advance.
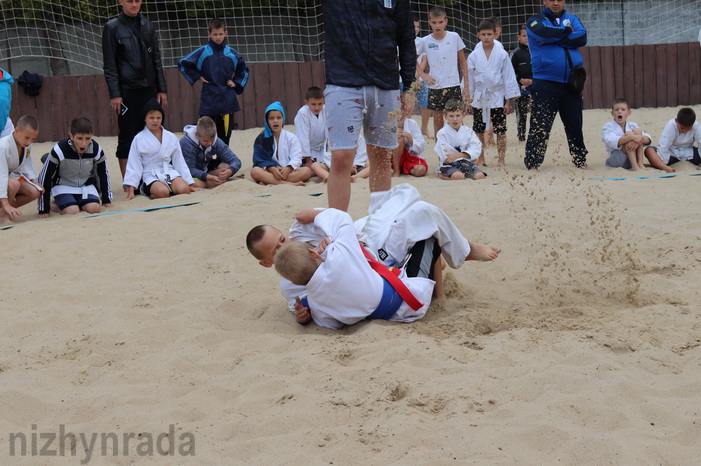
[0,68,13,138]
[180,116,242,189]
[179,18,249,146]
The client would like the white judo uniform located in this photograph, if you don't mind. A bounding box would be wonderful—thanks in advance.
[272,129,304,169]
[0,133,38,199]
[293,105,326,163]
[656,119,701,164]
[434,125,482,171]
[305,208,435,330]
[601,120,652,168]
[401,118,426,158]
[279,184,472,321]
[468,41,520,129]
[1,117,12,138]
[124,127,194,188]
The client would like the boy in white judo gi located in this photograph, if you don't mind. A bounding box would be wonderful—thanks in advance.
[0,115,43,225]
[435,99,486,181]
[393,99,428,178]
[652,107,701,168]
[294,86,326,168]
[246,183,500,328]
[601,98,673,172]
[467,18,520,167]
[124,99,195,199]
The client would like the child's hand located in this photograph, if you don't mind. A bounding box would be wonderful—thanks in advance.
[316,237,332,255]
[38,213,49,219]
[199,77,209,84]
[281,166,293,179]
[423,73,437,86]
[226,80,236,88]
[295,208,321,224]
[294,297,312,324]
[103,203,113,208]
[504,99,515,115]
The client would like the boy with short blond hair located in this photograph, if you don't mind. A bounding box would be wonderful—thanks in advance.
[435,99,486,180]
[602,98,672,172]
[38,117,113,217]
[180,116,242,188]
[468,18,520,167]
[0,115,43,224]
[179,17,249,146]
[294,86,326,167]
[417,6,469,138]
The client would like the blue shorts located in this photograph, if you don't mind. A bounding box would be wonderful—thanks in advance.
[55,193,99,210]
[415,80,428,108]
[324,85,400,151]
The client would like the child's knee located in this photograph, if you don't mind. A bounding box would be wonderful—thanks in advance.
[82,203,101,214]
[62,205,80,215]
[473,172,486,180]
[411,165,427,177]
[451,172,465,180]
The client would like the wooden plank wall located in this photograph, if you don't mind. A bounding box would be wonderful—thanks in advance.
[8,42,701,142]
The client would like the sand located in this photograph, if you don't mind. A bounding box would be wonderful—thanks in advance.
[1,105,700,464]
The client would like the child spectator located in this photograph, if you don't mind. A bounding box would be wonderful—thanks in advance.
[293,86,326,168]
[654,107,701,167]
[0,116,42,224]
[179,18,249,146]
[413,14,432,139]
[468,19,520,167]
[482,16,503,148]
[511,24,533,142]
[601,99,673,173]
[37,117,113,217]
[435,99,486,181]
[123,99,194,200]
[394,103,428,177]
[180,116,242,189]
[417,7,469,138]
[0,68,13,138]
[311,135,368,183]
[251,101,312,186]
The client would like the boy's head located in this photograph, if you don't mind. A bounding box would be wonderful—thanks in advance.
[610,98,631,123]
[443,99,466,130]
[68,117,93,154]
[304,86,325,116]
[264,101,285,137]
[676,107,696,132]
[119,0,142,17]
[274,241,322,287]
[477,19,497,45]
[208,18,227,45]
[428,7,448,35]
[13,115,39,148]
[413,13,421,37]
[518,24,528,46]
[195,116,217,148]
[487,16,502,39]
[247,225,289,267]
[140,98,165,132]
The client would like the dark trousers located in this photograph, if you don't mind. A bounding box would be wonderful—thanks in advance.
[116,87,157,159]
[515,95,530,141]
[208,113,236,147]
[524,80,588,169]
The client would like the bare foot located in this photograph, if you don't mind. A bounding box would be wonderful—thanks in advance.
[476,156,487,167]
[664,166,676,173]
[498,156,505,167]
[578,165,592,170]
[529,167,539,172]
[289,181,306,187]
[0,213,14,226]
[466,242,501,261]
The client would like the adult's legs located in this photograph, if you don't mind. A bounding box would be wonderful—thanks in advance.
[558,91,588,168]
[328,149,355,210]
[516,95,529,141]
[524,82,560,170]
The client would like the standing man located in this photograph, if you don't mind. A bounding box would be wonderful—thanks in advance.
[524,0,588,171]
[322,0,416,211]
[103,0,168,180]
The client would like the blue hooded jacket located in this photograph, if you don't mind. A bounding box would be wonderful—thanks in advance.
[252,102,286,169]
[0,68,13,125]
[527,7,587,83]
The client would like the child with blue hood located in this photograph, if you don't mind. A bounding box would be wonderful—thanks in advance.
[250,101,312,186]
[0,68,14,138]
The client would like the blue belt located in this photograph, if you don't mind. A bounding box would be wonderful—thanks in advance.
[368,277,402,320]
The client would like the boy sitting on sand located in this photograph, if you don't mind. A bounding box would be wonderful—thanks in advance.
[294,86,326,168]
[250,101,312,186]
[653,107,701,167]
[435,99,486,181]
[247,183,500,328]
[602,98,673,172]
[124,99,195,200]
[0,115,43,224]
[180,116,242,189]
[37,117,113,217]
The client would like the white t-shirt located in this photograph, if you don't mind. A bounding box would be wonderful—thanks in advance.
[417,31,466,89]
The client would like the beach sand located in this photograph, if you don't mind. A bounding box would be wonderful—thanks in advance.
[1,105,700,464]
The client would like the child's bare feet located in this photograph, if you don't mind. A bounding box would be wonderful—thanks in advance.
[497,155,505,167]
[578,165,592,170]
[466,242,501,261]
[476,155,487,167]
[663,166,675,173]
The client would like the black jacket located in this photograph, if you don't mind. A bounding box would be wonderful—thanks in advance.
[322,0,415,91]
[102,13,167,98]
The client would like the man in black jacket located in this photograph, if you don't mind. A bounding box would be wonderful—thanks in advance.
[102,0,168,179]
[322,0,416,212]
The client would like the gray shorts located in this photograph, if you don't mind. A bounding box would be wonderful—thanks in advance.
[324,84,400,151]
[605,149,632,169]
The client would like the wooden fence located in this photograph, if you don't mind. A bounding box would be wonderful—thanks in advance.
[8,42,700,142]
